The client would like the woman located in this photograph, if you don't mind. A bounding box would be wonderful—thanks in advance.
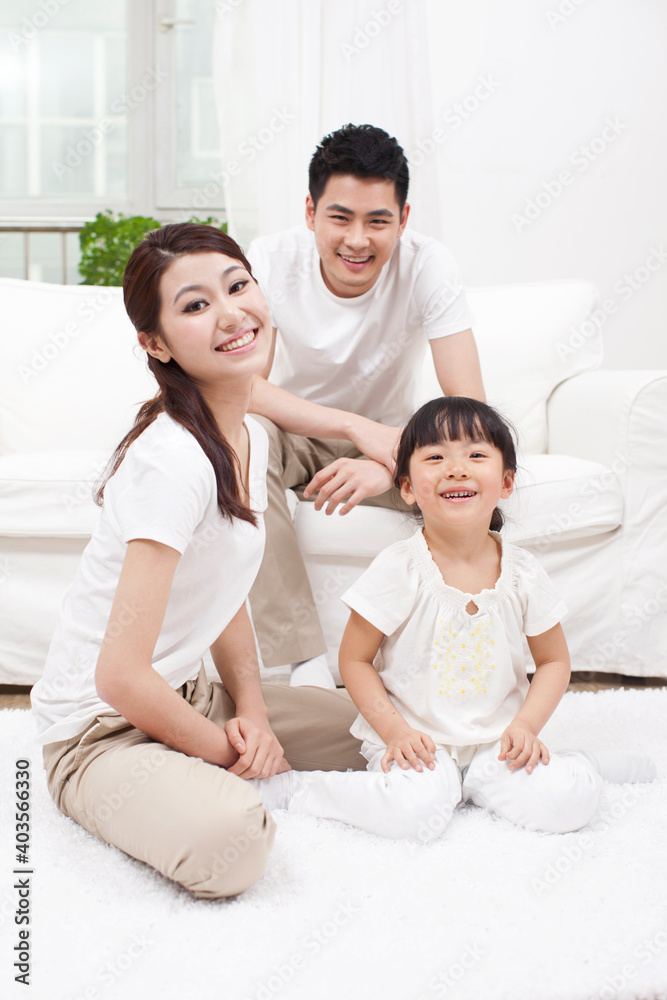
[31,224,363,898]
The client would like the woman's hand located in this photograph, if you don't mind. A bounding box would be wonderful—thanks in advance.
[225,715,287,779]
[303,458,394,514]
[498,724,549,774]
[381,726,437,774]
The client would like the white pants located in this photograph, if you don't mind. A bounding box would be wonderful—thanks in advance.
[288,740,603,842]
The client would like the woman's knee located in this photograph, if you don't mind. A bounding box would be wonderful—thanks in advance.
[181,794,277,899]
[84,748,277,898]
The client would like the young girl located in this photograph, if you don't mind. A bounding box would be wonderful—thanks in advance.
[30,223,366,899]
[261,396,653,840]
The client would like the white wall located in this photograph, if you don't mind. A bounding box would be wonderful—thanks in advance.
[413,0,667,369]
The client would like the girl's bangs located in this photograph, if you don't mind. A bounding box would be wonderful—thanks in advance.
[432,408,494,446]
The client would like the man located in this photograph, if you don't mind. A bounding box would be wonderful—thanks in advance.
[248,124,484,687]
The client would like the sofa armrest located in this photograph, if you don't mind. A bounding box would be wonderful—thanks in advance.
[547,369,667,674]
[547,369,667,474]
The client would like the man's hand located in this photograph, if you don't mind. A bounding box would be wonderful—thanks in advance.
[225,715,287,779]
[303,458,394,514]
[346,418,402,471]
[250,377,403,467]
[498,724,549,774]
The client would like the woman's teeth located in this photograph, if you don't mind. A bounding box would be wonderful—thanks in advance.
[218,330,255,352]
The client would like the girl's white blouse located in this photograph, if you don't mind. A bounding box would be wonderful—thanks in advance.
[342,529,567,748]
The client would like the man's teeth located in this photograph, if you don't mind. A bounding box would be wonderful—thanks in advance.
[340,254,371,263]
[218,330,255,352]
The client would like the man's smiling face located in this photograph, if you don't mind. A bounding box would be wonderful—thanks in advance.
[305,173,409,298]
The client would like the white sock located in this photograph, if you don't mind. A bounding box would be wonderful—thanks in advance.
[290,654,336,689]
[582,749,657,784]
[248,771,295,811]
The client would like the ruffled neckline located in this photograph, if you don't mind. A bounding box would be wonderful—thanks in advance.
[411,529,513,616]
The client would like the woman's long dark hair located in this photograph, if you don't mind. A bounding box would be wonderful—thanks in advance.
[394,396,518,532]
[96,223,257,525]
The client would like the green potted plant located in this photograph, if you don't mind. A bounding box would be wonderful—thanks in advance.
[78,211,226,286]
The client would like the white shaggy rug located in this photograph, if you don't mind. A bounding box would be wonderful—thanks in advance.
[1,689,667,1000]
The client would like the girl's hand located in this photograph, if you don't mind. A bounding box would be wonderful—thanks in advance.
[498,724,549,774]
[381,727,437,773]
[225,716,287,779]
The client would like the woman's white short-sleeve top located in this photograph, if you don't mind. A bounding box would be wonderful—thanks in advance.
[31,413,268,744]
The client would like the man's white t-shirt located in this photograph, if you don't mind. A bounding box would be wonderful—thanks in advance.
[31,414,268,745]
[247,227,474,427]
[341,530,567,749]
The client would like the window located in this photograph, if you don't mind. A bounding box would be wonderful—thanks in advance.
[0,0,224,280]
[154,0,224,210]
[0,1,128,206]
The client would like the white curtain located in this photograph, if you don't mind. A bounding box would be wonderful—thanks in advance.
[212,0,438,251]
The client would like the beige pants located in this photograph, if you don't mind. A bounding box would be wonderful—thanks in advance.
[249,416,408,667]
[43,669,365,899]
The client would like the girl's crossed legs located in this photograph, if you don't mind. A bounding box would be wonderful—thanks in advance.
[264,740,603,841]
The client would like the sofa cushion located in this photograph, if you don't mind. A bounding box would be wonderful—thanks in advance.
[418,280,602,455]
[0,278,155,455]
[501,454,623,546]
[0,449,623,549]
[294,453,623,556]
[0,451,106,537]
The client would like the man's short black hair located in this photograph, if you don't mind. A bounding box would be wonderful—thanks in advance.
[308,124,409,212]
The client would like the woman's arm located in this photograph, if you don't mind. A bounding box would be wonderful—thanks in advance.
[499,622,571,773]
[95,538,238,768]
[209,603,287,777]
[339,610,436,772]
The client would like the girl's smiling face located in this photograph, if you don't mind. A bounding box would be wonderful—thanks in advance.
[400,435,514,530]
[139,251,272,385]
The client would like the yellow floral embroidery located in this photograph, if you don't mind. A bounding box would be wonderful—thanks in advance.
[432,617,495,697]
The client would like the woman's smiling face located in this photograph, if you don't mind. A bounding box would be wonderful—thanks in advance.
[140,251,272,385]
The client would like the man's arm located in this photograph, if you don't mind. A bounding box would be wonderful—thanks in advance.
[250,375,400,469]
[259,327,278,380]
[430,328,485,401]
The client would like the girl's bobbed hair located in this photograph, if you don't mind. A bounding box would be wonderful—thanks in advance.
[394,396,518,532]
[96,223,258,525]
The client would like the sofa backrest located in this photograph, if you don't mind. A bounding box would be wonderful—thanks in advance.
[0,276,603,458]
[419,279,603,454]
[0,278,155,455]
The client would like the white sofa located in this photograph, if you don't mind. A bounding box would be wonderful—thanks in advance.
[0,276,665,686]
